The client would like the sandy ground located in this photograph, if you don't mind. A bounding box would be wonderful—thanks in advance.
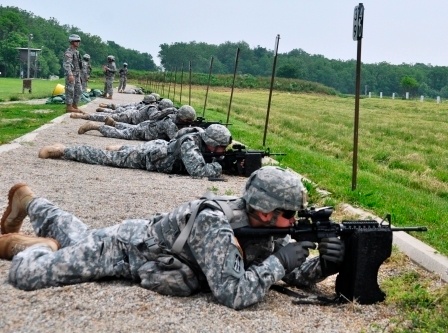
[0,87,442,333]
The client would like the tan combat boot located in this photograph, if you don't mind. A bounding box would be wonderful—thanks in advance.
[70,113,89,119]
[104,116,116,127]
[106,96,113,100]
[1,183,35,234]
[78,121,101,134]
[99,103,108,108]
[38,144,66,159]
[72,103,78,110]
[66,104,84,113]
[106,144,123,151]
[96,107,105,112]
[0,233,60,260]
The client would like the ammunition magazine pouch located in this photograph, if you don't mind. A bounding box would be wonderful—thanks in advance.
[138,254,200,296]
[149,143,168,162]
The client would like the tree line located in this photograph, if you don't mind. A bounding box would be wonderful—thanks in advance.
[1,5,448,98]
[0,6,157,79]
[160,42,448,98]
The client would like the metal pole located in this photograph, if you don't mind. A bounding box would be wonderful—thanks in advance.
[173,66,177,103]
[263,34,280,146]
[352,38,362,190]
[167,70,172,99]
[27,34,33,78]
[162,71,166,96]
[352,3,364,190]
[180,63,184,104]
[189,61,192,105]
[203,56,214,117]
[226,47,240,125]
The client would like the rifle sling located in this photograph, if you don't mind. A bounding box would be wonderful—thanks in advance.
[270,284,340,306]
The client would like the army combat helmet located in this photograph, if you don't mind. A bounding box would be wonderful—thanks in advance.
[150,92,161,101]
[83,54,90,60]
[176,105,196,123]
[158,98,174,110]
[68,34,81,42]
[200,124,232,147]
[143,95,156,104]
[242,166,307,213]
[107,55,115,61]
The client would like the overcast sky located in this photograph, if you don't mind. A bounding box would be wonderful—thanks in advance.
[2,0,446,67]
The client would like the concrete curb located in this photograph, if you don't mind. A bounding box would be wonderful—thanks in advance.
[341,204,448,282]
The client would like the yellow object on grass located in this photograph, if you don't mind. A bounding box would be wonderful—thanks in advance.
[52,84,65,96]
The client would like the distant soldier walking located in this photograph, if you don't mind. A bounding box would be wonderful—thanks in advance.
[118,62,128,93]
[102,55,116,99]
[63,34,83,113]
[81,54,92,92]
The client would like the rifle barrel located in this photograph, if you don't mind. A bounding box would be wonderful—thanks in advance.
[390,226,428,232]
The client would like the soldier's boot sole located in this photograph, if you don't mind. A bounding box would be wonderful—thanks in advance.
[1,183,35,234]
[38,144,66,159]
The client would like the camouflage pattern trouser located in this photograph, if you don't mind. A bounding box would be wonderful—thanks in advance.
[98,123,142,140]
[9,198,159,290]
[104,77,114,96]
[65,72,82,105]
[63,141,172,172]
[87,108,150,125]
[118,77,127,91]
[99,122,159,141]
[81,73,88,92]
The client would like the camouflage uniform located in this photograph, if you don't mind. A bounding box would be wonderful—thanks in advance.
[103,58,117,97]
[9,194,323,309]
[85,104,159,124]
[61,129,222,177]
[63,47,82,105]
[99,100,148,112]
[98,114,179,141]
[81,57,92,92]
[118,65,128,92]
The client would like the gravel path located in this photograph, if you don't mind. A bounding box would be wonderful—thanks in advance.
[0,88,427,333]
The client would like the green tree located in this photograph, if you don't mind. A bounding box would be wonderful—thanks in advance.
[400,76,419,97]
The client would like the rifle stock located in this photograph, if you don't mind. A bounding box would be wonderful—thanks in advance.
[233,206,427,304]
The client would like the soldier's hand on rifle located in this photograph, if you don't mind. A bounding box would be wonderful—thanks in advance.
[318,237,345,263]
[318,237,345,277]
[273,241,316,273]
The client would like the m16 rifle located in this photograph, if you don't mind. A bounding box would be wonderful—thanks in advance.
[204,144,286,177]
[177,116,232,129]
[233,206,427,304]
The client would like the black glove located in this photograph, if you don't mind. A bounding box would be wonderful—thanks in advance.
[273,241,316,273]
[318,237,345,276]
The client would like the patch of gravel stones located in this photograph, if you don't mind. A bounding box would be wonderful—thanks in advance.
[0,88,435,333]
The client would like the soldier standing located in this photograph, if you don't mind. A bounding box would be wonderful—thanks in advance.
[102,55,116,99]
[118,62,128,93]
[81,54,92,92]
[63,34,83,113]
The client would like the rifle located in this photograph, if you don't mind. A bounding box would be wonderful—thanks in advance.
[177,116,232,129]
[204,143,286,177]
[233,206,427,304]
